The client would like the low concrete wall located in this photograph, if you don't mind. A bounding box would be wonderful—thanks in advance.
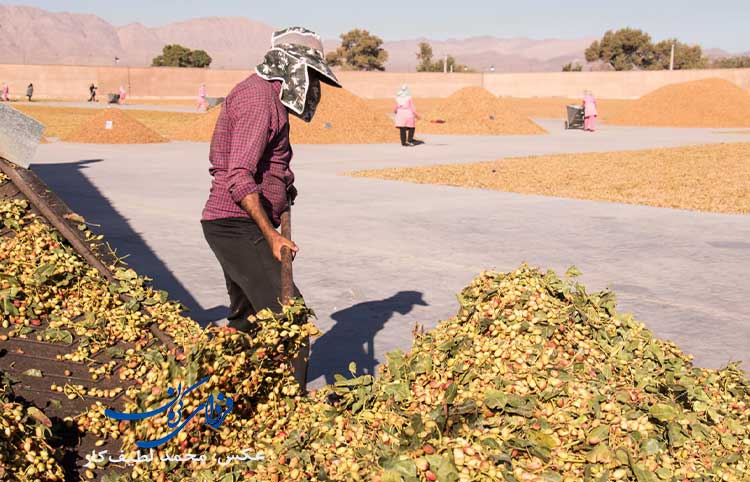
[483,69,750,98]
[1,63,749,100]
[335,71,483,98]
[0,64,250,100]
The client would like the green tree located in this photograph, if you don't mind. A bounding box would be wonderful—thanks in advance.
[562,62,583,72]
[416,42,434,72]
[585,28,655,70]
[652,39,706,70]
[326,29,388,71]
[152,44,212,68]
[415,41,471,72]
[442,55,472,72]
[712,55,750,68]
[189,49,213,68]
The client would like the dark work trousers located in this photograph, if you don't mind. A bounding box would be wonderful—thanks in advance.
[398,127,415,145]
[201,217,309,390]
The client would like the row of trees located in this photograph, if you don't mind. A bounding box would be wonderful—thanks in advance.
[713,56,750,69]
[415,42,471,72]
[146,29,747,73]
[147,30,459,72]
[584,28,705,71]
[562,28,749,72]
[325,30,471,72]
[326,28,748,74]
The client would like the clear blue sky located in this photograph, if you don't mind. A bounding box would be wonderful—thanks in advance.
[14,0,750,52]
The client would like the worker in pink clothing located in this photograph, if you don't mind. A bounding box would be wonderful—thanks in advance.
[583,90,597,132]
[197,83,208,111]
[118,85,127,104]
[1,83,9,101]
[394,84,420,146]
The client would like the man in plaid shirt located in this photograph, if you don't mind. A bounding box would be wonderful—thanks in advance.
[201,27,341,390]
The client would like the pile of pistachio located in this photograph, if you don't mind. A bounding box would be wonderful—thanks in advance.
[0,195,203,357]
[0,377,65,481]
[96,266,748,482]
[2,192,749,482]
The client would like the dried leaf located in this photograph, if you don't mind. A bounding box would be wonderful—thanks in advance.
[22,368,43,378]
[27,406,52,428]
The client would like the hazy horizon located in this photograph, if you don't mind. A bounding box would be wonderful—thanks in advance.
[7,1,750,53]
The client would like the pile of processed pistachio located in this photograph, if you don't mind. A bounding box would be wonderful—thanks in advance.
[1,192,749,482]
[1,196,203,356]
[0,376,65,481]
[90,265,749,482]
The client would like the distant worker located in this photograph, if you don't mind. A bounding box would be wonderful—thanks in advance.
[1,83,9,102]
[394,84,420,146]
[583,89,597,132]
[118,85,127,104]
[26,83,34,102]
[88,83,98,102]
[197,83,208,111]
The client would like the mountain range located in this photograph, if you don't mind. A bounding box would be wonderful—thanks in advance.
[0,5,741,72]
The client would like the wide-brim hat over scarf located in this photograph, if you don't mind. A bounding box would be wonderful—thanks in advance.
[256,27,342,116]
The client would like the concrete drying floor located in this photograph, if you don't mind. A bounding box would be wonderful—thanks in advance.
[30,119,750,387]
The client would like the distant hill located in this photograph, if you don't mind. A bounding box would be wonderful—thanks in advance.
[117,17,275,68]
[382,36,595,72]
[704,48,750,61]
[0,5,275,68]
[0,5,738,72]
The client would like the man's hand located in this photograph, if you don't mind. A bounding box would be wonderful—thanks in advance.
[240,193,299,262]
[270,232,299,262]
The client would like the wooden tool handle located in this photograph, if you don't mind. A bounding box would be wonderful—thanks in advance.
[0,159,115,282]
[280,208,293,304]
[280,200,308,391]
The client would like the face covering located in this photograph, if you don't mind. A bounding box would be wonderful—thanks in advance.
[293,76,321,123]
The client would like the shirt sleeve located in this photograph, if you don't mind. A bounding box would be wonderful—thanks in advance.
[226,93,271,204]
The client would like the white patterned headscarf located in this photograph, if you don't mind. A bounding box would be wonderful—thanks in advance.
[256,27,342,122]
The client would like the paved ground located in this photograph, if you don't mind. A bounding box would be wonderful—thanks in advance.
[29,120,750,387]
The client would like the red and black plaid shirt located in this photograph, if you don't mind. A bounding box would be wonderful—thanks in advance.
[202,75,293,226]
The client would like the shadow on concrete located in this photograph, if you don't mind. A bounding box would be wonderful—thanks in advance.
[308,291,428,385]
[29,159,226,325]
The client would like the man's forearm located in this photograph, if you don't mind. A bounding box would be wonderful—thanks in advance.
[240,192,298,262]
[239,193,277,240]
